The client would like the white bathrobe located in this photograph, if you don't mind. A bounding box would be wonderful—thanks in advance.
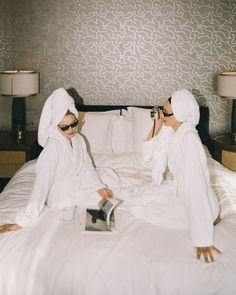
[141,89,219,247]
[15,88,104,227]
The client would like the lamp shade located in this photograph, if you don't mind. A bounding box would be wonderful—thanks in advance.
[217,72,236,98]
[217,72,236,141]
[0,70,39,96]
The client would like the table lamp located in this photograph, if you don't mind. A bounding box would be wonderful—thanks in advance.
[217,72,236,141]
[0,70,39,131]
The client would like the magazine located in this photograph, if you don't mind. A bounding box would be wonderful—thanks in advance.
[83,198,122,233]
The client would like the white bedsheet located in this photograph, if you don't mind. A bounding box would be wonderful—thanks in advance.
[0,153,236,295]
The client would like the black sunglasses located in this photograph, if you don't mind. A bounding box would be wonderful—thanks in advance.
[162,111,174,117]
[58,120,78,132]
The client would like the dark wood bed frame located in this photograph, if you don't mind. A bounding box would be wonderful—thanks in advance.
[30,104,214,159]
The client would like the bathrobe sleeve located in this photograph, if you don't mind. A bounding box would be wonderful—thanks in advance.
[78,137,104,192]
[142,126,173,185]
[15,140,59,227]
[142,136,156,163]
[181,132,219,247]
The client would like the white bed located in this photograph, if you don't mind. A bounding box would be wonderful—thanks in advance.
[0,105,236,295]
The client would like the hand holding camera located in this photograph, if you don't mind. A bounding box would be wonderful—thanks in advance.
[150,106,163,120]
[149,106,164,139]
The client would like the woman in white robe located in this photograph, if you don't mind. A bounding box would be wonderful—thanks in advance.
[0,88,112,231]
[141,89,221,263]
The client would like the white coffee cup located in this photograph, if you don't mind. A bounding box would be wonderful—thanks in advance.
[61,205,76,222]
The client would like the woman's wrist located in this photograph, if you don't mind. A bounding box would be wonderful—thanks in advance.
[147,119,161,141]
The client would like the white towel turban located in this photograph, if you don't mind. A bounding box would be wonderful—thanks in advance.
[171,89,200,126]
[38,88,78,147]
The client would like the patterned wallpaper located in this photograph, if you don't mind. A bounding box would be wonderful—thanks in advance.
[0,1,14,129]
[0,0,236,135]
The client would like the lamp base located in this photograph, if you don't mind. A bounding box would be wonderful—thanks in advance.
[231,133,236,142]
[12,97,26,131]
[232,99,236,135]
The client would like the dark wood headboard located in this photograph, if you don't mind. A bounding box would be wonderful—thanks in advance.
[76,104,214,156]
[30,105,214,159]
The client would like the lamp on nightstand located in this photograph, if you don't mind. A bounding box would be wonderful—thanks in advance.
[217,72,236,142]
[0,70,39,131]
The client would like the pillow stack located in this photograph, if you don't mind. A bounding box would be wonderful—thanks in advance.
[79,107,153,154]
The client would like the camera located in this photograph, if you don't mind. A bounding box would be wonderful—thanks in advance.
[150,106,159,119]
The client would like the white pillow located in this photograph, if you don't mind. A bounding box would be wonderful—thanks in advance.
[111,114,133,153]
[127,107,153,152]
[80,111,120,154]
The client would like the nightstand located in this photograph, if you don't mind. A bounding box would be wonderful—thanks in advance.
[214,134,236,172]
[0,131,37,178]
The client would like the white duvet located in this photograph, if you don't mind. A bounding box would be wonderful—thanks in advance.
[0,152,236,295]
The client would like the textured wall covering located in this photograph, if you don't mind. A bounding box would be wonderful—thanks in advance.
[0,0,236,134]
[0,1,14,129]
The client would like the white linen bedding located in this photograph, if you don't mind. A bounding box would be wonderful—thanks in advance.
[0,152,236,295]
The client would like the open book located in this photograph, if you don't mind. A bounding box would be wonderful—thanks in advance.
[83,198,122,233]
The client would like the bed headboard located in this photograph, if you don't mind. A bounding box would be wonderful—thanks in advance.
[76,104,214,156]
[30,104,214,159]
